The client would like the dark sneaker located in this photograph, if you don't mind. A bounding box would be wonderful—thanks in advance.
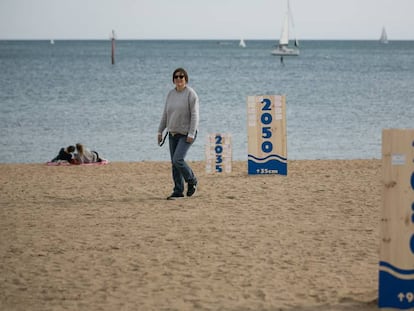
[187,181,197,197]
[167,193,184,200]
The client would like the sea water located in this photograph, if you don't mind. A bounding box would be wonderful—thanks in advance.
[0,40,413,163]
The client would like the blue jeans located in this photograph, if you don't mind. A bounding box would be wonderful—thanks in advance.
[168,133,197,194]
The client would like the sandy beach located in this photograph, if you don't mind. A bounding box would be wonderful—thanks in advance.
[0,160,382,311]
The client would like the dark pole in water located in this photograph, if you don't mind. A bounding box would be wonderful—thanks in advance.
[111,30,115,65]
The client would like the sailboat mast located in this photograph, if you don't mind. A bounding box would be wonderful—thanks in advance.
[288,0,299,47]
[279,0,290,46]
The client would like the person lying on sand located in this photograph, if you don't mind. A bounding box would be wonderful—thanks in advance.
[50,145,76,163]
[72,143,103,164]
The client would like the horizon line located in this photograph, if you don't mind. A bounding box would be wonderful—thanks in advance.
[1,37,414,41]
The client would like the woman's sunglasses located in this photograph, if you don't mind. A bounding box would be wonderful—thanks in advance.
[174,75,185,80]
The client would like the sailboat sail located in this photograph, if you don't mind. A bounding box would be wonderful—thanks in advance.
[279,15,289,46]
[271,0,299,56]
[380,27,388,44]
[239,38,246,48]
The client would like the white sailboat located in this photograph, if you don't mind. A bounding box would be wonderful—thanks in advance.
[271,0,299,57]
[50,39,55,45]
[239,38,246,48]
[380,27,388,44]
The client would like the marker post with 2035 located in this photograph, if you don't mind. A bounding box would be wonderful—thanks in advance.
[205,133,232,174]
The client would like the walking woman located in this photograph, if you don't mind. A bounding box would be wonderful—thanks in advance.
[157,68,199,200]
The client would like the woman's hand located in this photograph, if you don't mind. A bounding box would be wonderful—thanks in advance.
[157,133,163,145]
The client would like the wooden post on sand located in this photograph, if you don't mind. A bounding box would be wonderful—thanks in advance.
[379,128,414,310]
[247,95,287,175]
[205,133,232,173]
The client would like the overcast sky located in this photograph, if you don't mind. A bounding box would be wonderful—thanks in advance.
[1,0,413,40]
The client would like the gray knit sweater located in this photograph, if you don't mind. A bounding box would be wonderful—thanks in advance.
[158,86,199,138]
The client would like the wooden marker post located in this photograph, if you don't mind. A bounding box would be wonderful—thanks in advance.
[205,133,232,173]
[247,95,287,175]
[379,129,414,309]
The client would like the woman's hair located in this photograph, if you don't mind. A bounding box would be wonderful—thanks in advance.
[67,145,75,153]
[172,68,188,83]
[76,143,84,155]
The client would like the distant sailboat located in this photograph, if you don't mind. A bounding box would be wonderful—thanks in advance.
[271,0,299,59]
[50,39,55,45]
[239,38,246,48]
[380,27,388,44]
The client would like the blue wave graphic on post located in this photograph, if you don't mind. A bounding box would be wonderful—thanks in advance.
[378,261,414,309]
[248,154,287,175]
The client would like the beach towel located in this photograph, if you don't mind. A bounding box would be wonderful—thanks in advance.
[46,159,109,166]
